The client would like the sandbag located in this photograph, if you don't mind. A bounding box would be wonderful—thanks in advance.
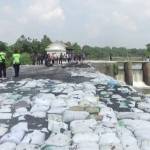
[45,133,71,147]
[70,119,97,134]
[73,133,99,144]
[100,107,118,128]
[117,127,140,150]
[117,112,150,121]
[16,144,40,150]
[63,110,89,122]
[21,130,45,145]
[99,133,122,150]
[48,120,68,133]
[73,142,99,150]
[0,142,16,150]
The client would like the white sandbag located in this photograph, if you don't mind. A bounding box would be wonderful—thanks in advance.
[0,125,8,136]
[0,130,25,144]
[68,90,85,101]
[0,106,11,113]
[99,133,122,149]
[31,111,46,118]
[33,93,56,106]
[99,133,120,145]
[99,133,123,150]
[48,120,68,133]
[48,114,62,122]
[74,142,99,150]
[70,119,97,134]
[13,107,28,117]
[83,95,98,105]
[134,129,150,141]
[45,133,71,147]
[73,133,99,144]
[11,122,28,132]
[51,99,67,108]
[0,142,16,150]
[117,127,140,150]
[131,108,144,113]
[16,144,40,150]
[65,99,78,107]
[63,110,89,122]
[0,122,28,143]
[81,82,96,93]
[95,125,116,136]
[100,107,118,128]
[99,145,122,150]
[137,102,150,112]
[0,113,12,120]
[30,104,49,112]
[22,130,45,145]
[117,112,150,121]
[41,145,69,150]
[122,119,150,132]
[48,107,67,114]
[140,140,150,150]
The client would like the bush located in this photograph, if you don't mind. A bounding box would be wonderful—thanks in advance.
[20,53,32,65]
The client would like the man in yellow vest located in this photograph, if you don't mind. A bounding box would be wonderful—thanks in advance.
[13,49,21,77]
[0,48,6,79]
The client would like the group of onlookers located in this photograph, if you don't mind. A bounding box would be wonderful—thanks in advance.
[31,53,85,66]
[0,50,85,79]
[0,49,21,79]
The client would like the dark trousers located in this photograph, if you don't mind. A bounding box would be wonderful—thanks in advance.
[0,62,6,78]
[13,64,20,77]
[59,58,63,64]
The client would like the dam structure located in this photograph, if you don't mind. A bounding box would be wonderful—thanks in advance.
[85,60,150,94]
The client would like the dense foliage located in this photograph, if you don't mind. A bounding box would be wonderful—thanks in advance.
[0,35,148,66]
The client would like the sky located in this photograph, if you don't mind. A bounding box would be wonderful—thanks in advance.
[0,0,150,48]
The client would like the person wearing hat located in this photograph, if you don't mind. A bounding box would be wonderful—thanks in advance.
[13,49,21,77]
[0,48,6,79]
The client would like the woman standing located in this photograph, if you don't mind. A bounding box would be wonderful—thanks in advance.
[13,50,21,77]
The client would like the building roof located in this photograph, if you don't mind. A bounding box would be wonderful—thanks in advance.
[46,42,67,52]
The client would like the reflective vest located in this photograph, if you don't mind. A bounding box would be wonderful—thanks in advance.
[13,53,21,64]
[0,52,6,63]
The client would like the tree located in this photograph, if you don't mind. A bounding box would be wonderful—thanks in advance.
[40,35,52,51]
[145,44,150,57]
[0,41,7,51]
[12,35,32,53]
[72,43,81,54]
[31,39,41,53]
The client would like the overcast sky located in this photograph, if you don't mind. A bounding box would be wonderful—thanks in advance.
[0,0,150,48]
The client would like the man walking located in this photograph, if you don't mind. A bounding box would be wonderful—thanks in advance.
[0,49,6,79]
[13,50,21,77]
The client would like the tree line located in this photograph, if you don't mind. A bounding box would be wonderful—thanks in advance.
[0,34,149,65]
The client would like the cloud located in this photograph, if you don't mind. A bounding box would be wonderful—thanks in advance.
[0,0,150,48]
[27,0,65,22]
[112,11,137,31]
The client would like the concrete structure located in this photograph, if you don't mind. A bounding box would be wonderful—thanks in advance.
[46,42,67,56]
[86,60,150,87]
[143,62,150,86]
[124,62,133,85]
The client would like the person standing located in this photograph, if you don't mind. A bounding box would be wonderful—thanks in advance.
[0,49,6,79]
[13,50,21,77]
[59,53,63,64]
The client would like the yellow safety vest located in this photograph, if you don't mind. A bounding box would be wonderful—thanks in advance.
[13,53,21,64]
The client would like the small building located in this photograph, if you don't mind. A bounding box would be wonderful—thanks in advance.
[45,42,67,56]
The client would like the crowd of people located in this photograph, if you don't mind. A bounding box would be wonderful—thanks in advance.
[0,49,21,79]
[0,50,85,79]
[31,52,85,66]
